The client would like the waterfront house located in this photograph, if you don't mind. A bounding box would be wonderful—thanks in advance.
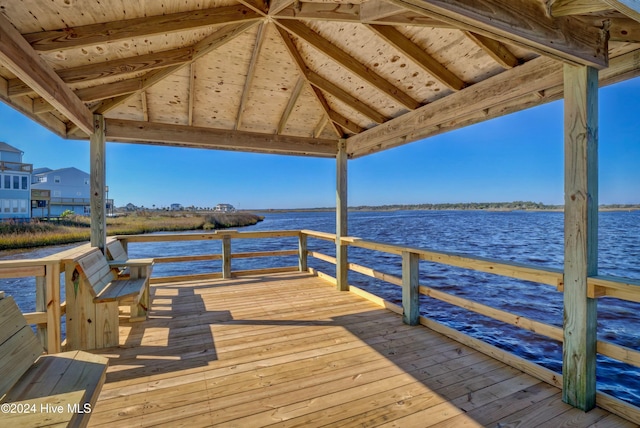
[1,1,640,426]
[0,142,32,220]
[214,203,235,212]
[31,167,114,217]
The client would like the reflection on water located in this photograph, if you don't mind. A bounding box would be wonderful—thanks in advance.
[1,210,639,405]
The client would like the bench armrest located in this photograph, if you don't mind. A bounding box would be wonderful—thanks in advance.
[108,258,154,268]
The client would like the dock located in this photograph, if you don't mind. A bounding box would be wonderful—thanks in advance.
[87,272,632,427]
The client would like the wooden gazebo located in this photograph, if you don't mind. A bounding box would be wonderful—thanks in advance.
[2,0,640,414]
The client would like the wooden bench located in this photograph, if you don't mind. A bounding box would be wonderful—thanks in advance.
[65,248,153,350]
[106,239,154,281]
[0,293,108,428]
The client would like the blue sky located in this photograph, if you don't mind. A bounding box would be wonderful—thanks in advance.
[0,77,638,209]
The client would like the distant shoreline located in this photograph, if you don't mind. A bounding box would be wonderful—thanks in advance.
[252,203,640,213]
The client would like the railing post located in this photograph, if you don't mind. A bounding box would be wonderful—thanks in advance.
[35,274,47,351]
[222,234,231,279]
[402,251,419,325]
[45,261,61,353]
[298,232,308,272]
[336,139,349,291]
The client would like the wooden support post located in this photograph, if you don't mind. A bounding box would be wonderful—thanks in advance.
[402,251,419,325]
[336,139,348,291]
[298,232,308,272]
[35,275,47,351]
[562,64,598,411]
[90,114,107,253]
[45,262,61,354]
[222,235,232,279]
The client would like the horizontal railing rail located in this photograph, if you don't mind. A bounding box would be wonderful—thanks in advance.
[118,230,304,283]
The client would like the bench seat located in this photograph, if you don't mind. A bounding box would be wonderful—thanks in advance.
[94,277,147,303]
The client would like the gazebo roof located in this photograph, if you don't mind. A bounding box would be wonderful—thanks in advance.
[1,0,639,158]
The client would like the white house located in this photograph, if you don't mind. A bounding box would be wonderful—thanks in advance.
[31,167,113,217]
[214,203,235,212]
[170,203,183,211]
[0,142,32,220]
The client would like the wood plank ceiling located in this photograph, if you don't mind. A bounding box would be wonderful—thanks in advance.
[1,0,640,158]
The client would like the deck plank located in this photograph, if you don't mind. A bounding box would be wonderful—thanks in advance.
[87,272,631,427]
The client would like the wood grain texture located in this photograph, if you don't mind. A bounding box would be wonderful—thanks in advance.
[562,63,599,411]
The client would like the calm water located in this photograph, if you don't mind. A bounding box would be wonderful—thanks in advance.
[2,210,640,405]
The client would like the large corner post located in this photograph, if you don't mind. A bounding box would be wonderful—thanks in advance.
[562,64,598,411]
[336,139,348,291]
[90,114,107,253]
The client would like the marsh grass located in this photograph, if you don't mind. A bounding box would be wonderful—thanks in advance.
[0,212,264,250]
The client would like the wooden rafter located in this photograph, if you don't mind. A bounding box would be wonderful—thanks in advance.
[360,0,405,21]
[141,91,149,122]
[269,0,296,15]
[68,20,260,136]
[306,72,388,124]
[274,3,453,27]
[0,13,93,134]
[580,17,640,42]
[104,119,338,157]
[387,0,609,68]
[464,32,520,69]
[548,0,612,17]
[313,116,329,138]
[236,0,268,15]
[348,47,640,158]
[275,24,353,137]
[348,56,564,156]
[602,0,640,21]
[8,47,195,97]
[188,64,195,126]
[277,19,421,110]
[367,24,466,91]
[276,76,305,134]
[236,22,267,131]
[23,5,262,52]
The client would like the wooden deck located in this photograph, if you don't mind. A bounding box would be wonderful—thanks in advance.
[88,272,633,428]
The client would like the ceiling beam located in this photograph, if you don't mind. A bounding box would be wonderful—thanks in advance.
[601,0,640,21]
[579,17,640,42]
[277,76,305,134]
[188,64,196,126]
[276,19,421,110]
[387,0,608,68]
[348,56,564,157]
[464,32,520,69]
[548,0,612,17]
[0,13,93,134]
[67,20,260,135]
[274,3,453,27]
[104,119,338,157]
[348,47,640,158]
[8,46,195,97]
[276,24,358,136]
[236,23,267,131]
[23,5,262,52]
[367,24,466,90]
[269,0,296,15]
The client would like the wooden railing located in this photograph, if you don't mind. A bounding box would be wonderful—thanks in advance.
[300,229,640,423]
[118,230,307,283]
[0,258,62,353]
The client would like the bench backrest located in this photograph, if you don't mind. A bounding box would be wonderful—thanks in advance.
[106,240,128,262]
[77,250,117,297]
[0,296,44,397]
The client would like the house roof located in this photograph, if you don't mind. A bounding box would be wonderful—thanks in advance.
[0,141,23,154]
[33,167,89,176]
[1,1,639,159]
